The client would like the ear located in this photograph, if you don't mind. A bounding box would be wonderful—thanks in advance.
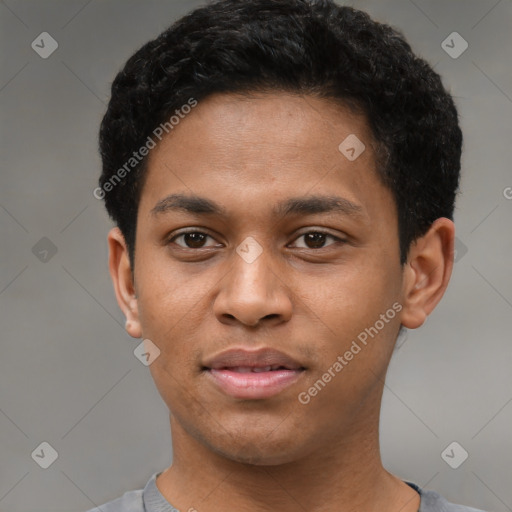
[107,227,142,338]
[400,217,455,329]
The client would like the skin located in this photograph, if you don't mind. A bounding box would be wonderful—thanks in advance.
[108,92,455,512]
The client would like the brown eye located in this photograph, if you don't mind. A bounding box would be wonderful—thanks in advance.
[171,232,218,249]
[304,232,328,248]
[290,231,341,249]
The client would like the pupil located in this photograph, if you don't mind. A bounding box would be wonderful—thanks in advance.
[185,233,206,248]
[306,233,326,248]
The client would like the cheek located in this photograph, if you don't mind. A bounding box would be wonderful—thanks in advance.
[302,263,401,397]
[317,264,396,332]
[135,258,225,381]
[136,253,210,331]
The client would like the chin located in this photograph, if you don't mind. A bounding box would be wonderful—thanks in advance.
[172,402,321,466]
[205,427,310,467]
[218,445,301,466]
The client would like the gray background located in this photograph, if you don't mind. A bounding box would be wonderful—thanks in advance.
[1,0,511,511]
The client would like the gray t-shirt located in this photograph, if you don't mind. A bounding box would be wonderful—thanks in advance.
[86,472,487,512]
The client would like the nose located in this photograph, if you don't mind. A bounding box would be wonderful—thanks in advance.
[213,245,293,328]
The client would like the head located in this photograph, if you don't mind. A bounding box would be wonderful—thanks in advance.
[101,0,461,465]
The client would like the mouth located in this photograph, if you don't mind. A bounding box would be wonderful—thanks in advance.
[202,348,306,399]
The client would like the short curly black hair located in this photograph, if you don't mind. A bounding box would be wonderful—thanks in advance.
[98,0,462,266]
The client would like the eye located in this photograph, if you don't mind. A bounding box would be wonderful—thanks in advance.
[170,230,221,249]
[289,231,343,249]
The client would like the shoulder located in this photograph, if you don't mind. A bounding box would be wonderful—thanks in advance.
[407,482,488,512]
[84,488,144,512]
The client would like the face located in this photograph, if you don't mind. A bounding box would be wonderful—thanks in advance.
[114,92,417,465]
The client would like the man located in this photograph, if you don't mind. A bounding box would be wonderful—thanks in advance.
[89,0,486,510]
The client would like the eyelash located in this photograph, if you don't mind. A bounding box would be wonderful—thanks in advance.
[168,229,345,250]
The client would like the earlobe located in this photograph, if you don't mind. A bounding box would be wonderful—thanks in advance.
[399,218,455,330]
[107,227,142,339]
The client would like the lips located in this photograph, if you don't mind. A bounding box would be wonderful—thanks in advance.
[202,348,306,399]
[203,347,304,371]
[219,365,290,373]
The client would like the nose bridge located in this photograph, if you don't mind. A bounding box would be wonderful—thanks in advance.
[231,240,277,302]
[214,238,292,326]
[235,246,272,293]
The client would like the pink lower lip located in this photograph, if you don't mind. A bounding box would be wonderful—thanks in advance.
[205,368,304,399]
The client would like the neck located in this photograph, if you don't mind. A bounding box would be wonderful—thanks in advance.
[156,385,419,512]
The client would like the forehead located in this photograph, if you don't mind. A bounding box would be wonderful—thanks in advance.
[138,92,387,221]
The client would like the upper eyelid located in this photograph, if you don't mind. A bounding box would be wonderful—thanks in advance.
[168,227,216,240]
[292,228,342,238]
[169,231,219,246]
[288,231,342,247]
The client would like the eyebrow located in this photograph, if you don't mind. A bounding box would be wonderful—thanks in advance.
[272,195,363,219]
[150,193,364,219]
[151,194,227,216]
